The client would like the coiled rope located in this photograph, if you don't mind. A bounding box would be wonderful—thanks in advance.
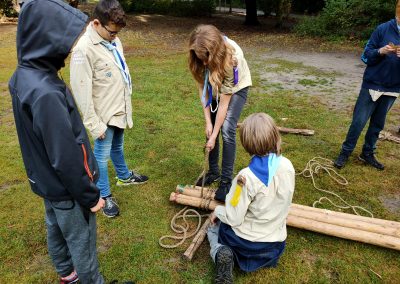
[296,156,374,218]
[159,150,212,249]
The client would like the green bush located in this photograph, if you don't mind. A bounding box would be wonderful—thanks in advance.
[294,0,397,40]
[119,0,215,17]
[0,0,18,17]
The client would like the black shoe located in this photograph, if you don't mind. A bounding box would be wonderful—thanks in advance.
[214,246,234,284]
[196,171,220,187]
[214,181,231,202]
[334,151,349,169]
[103,197,120,218]
[358,153,384,170]
[116,171,148,186]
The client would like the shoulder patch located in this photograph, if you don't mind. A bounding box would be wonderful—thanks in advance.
[237,175,246,186]
[71,51,85,65]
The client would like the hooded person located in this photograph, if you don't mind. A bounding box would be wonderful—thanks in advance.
[8,0,106,283]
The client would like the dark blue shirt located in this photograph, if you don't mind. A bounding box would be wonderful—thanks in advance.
[361,19,400,92]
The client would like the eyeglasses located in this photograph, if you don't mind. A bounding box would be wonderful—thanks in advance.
[102,24,119,36]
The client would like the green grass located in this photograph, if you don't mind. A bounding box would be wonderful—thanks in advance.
[1,15,400,283]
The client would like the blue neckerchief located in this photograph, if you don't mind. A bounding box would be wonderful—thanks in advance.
[101,41,131,89]
[201,68,213,107]
[249,154,282,187]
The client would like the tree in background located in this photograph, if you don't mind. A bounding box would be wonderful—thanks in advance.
[0,0,18,17]
[246,0,291,27]
[295,0,397,39]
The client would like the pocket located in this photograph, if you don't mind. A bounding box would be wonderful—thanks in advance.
[50,200,75,210]
[94,61,113,80]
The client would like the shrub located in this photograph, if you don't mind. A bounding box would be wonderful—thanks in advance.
[294,0,397,40]
[0,0,18,17]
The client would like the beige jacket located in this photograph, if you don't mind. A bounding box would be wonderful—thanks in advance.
[215,157,295,242]
[70,23,133,139]
[220,38,252,95]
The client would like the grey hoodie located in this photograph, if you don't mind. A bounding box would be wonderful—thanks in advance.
[8,0,100,209]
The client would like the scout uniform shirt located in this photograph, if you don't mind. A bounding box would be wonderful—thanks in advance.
[214,156,295,242]
[219,37,252,95]
[70,23,133,139]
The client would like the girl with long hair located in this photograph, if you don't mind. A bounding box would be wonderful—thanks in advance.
[189,24,252,201]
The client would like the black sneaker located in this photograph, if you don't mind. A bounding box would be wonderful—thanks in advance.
[103,197,119,218]
[214,246,234,284]
[214,181,231,202]
[333,151,350,169]
[116,171,148,186]
[195,171,220,187]
[358,153,384,170]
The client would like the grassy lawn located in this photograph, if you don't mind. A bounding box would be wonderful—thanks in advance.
[0,12,399,284]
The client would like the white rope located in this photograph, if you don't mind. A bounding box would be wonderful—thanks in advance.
[296,156,374,218]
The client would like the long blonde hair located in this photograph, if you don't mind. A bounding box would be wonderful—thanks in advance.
[188,25,234,90]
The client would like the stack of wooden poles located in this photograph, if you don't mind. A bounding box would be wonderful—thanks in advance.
[170,185,400,259]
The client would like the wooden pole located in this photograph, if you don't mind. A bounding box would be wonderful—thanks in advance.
[287,215,400,251]
[291,204,400,229]
[169,192,223,210]
[176,185,215,200]
[170,192,400,251]
[290,206,400,238]
[183,218,211,260]
[176,186,400,230]
[236,123,315,136]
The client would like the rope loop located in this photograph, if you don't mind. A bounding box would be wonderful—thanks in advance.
[159,206,209,249]
[297,156,373,218]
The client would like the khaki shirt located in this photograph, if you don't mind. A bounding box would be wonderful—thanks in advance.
[70,23,133,139]
[215,157,295,242]
[220,38,252,95]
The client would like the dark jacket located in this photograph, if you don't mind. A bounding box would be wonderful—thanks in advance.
[361,19,400,92]
[8,0,100,209]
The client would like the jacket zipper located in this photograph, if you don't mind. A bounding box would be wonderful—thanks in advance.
[81,144,94,182]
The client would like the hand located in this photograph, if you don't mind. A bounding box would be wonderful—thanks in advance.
[98,132,106,140]
[90,198,105,213]
[205,136,216,151]
[396,48,400,58]
[379,45,396,55]
[210,211,218,225]
[205,122,213,139]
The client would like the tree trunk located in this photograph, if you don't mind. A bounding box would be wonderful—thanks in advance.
[244,0,259,25]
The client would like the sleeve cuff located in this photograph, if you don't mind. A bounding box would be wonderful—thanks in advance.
[215,205,228,223]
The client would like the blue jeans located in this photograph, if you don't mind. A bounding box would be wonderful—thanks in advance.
[94,126,130,197]
[341,88,397,155]
[209,87,249,183]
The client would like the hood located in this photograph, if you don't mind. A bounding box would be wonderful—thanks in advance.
[17,0,88,72]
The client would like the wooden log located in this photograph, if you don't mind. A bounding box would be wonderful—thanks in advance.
[170,192,400,250]
[183,218,211,260]
[169,192,223,210]
[236,123,315,136]
[290,206,400,238]
[175,187,400,230]
[287,215,400,251]
[291,204,400,229]
[176,185,216,200]
[379,131,400,144]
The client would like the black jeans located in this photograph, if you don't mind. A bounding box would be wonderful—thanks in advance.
[209,87,249,183]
